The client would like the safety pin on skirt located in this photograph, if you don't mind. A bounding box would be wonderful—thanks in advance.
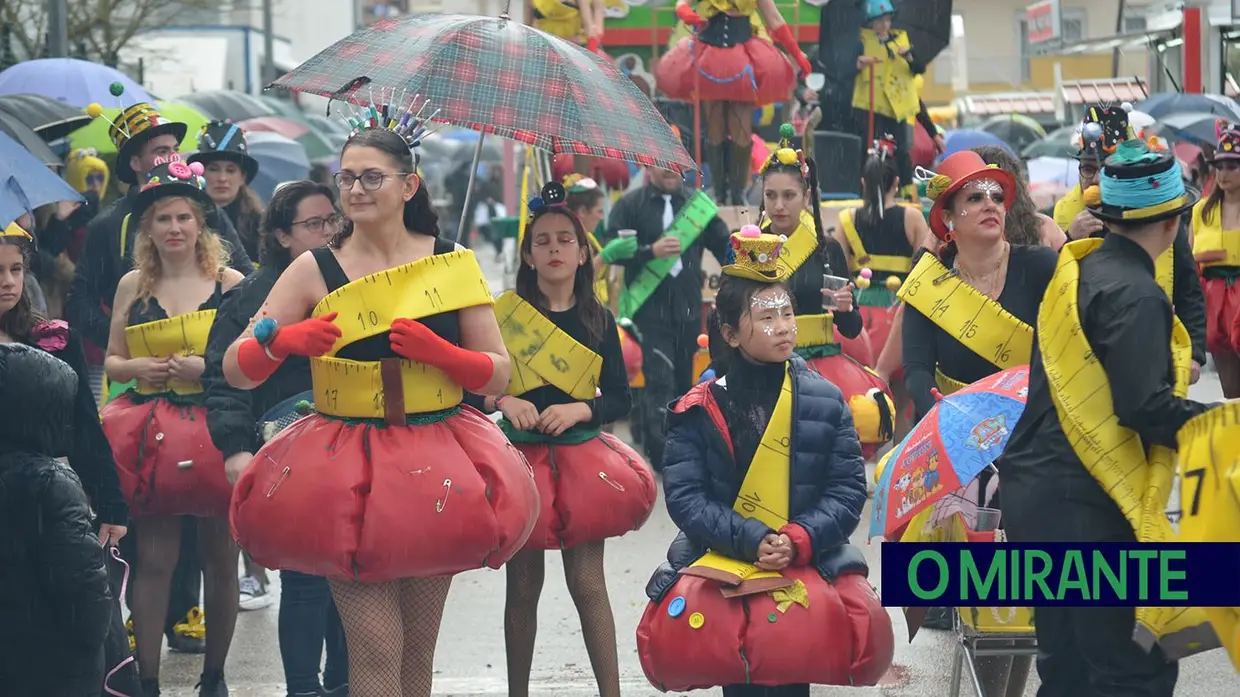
[599,471,625,492]
[266,466,291,498]
[436,478,451,512]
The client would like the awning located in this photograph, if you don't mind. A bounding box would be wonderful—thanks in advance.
[964,93,1055,116]
[1061,79,1149,105]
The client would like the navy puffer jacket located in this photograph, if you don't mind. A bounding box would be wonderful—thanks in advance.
[646,356,869,601]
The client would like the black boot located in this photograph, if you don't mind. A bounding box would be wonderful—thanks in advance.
[140,678,160,697]
[197,670,228,697]
[731,138,753,206]
[705,140,727,203]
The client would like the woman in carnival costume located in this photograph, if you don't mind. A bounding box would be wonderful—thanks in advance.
[222,99,539,697]
[635,227,893,694]
[189,120,265,262]
[563,173,611,304]
[1197,121,1240,399]
[757,123,894,460]
[99,155,246,696]
[532,0,608,55]
[473,181,656,697]
[657,0,812,205]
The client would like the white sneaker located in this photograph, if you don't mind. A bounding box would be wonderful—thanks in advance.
[239,575,274,611]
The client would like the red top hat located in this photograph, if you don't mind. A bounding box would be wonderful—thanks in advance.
[925,151,1016,241]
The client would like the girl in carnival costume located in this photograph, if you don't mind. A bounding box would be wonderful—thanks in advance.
[532,0,608,55]
[657,0,812,205]
[223,97,539,697]
[635,225,894,694]
[475,181,656,697]
[1199,121,1240,399]
[758,123,894,459]
[563,173,611,304]
[99,155,247,696]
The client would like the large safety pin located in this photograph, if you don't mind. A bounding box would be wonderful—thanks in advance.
[599,472,625,492]
[435,478,451,512]
[932,268,960,286]
[266,467,291,498]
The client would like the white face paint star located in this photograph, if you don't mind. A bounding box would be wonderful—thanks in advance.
[750,290,791,311]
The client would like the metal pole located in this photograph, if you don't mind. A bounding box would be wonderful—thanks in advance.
[262,0,276,87]
[455,132,488,242]
[47,0,68,58]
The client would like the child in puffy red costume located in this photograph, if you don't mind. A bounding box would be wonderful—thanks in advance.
[471,181,656,697]
[635,230,894,694]
[222,112,539,697]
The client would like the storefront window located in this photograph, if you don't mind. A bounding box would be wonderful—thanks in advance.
[1223,34,1240,96]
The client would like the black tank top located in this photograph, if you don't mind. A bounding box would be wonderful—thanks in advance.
[310,238,462,362]
[127,280,224,327]
[854,205,914,282]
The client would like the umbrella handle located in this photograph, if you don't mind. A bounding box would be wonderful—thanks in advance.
[930,387,943,402]
[867,64,876,147]
[454,131,488,243]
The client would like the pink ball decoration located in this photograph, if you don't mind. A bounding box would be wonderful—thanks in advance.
[739,224,762,238]
[189,161,205,176]
[859,267,873,279]
[167,162,192,180]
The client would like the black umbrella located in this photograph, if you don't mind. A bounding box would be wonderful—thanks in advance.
[0,111,60,166]
[818,0,953,83]
[0,93,94,142]
[178,90,276,122]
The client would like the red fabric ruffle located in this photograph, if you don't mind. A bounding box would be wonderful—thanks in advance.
[230,405,539,582]
[1205,277,1240,355]
[636,568,894,690]
[859,304,898,365]
[654,37,795,105]
[518,431,657,550]
[101,394,231,517]
[838,330,875,368]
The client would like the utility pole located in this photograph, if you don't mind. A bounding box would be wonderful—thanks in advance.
[47,0,69,57]
[1111,0,1126,78]
[262,0,276,88]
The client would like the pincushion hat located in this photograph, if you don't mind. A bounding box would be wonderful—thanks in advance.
[1211,120,1240,162]
[131,153,214,222]
[721,225,792,282]
[188,120,259,184]
[86,82,188,185]
[1085,139,1198,224]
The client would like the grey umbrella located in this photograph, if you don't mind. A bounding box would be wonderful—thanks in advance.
[245,131,311,202]
[0,111,60,166]
[0,93,93,141]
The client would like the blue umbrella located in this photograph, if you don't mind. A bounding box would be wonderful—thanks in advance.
[1136,93,1240,122]
[936,129,1015,165]
[245,131,310,203]
[0,131,83,228]
[0,58,154,108]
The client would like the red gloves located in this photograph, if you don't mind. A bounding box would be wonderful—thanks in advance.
[390,318,494,393]
[238,313,342,382]
[770,24,812,78]
[675,3,705,27]
[587,35,603,55]
[779,523,814,567]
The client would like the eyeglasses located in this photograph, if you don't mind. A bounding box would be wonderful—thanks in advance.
[291,214,345,234]
[333,170,411,191]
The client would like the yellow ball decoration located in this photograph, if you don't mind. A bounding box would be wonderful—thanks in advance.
[885,275,901,292]
[925,174,953,201]
[1082,185,1103,208]
[776,148,798,166]
[86,102,104,118]
[856,276,872,290]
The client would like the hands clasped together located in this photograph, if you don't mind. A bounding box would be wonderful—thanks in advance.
[499,396,592,437]
[756,532,795,571]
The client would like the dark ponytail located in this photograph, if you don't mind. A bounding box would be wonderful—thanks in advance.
[331,128,440,248]
[858,153,898,231]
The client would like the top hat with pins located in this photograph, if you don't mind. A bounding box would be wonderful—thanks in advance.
[188,120,259,184]
[1211,120,1240,163]
[1073,104,1132,162]
[131,153,214,223]
[86,82,187,185]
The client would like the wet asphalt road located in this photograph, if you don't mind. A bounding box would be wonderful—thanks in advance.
[151,248,1236,696]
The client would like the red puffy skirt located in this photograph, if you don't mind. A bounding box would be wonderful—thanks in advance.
[1204,277,1240,355]
[101,394,231,518]
[859,304,899,365]
[519,432,657,550]
[807,354,893,460]
[636,568,894,690]
[230,405,540,582]
[839,331,875,368]
[655,36,795,105]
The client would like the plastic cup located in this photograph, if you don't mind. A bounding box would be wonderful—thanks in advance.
[974,507,1002,532]
[822,274,850,310]
[618,229,637,239]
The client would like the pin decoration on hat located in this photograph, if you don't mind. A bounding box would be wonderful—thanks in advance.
[339,88,444,162]
[85,81,187,184]
[563,173,599,193]
[721,224,791,282]
[1214,120,1240,161]
[1073,103,1146,160]
[189,120,259,184]
[1082,138,1197,224]
[760,124,809,180]
[527,181,568,218]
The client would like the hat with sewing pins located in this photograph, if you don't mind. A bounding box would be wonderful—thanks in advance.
[131,153,213,222]
[86,82,188,185]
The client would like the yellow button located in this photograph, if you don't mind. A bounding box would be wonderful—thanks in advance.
[688,612,705,629]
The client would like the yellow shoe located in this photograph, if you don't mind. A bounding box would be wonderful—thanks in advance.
[169,606,206,654]
[125,618,135,652]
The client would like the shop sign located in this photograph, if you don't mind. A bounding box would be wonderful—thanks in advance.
[1026,0,1061,45]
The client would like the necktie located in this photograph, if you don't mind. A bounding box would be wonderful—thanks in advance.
[664,194,682,277]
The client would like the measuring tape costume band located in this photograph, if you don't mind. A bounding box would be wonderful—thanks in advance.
[1176,402,1240,670]
[635,363,893,689]
[101,308,230,518]
[494,291,603,400]
[230,248,541,583]
[618,191,717,321]
[837,208,914,276]
[898,253,1033,392]
[1038,238,1217,659]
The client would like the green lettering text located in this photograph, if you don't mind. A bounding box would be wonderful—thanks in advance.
[1129,550,1158,601]
[1092,550,1126,599]
[1057,550,1090,600]
[909,550,949,600]
[962,549,1004,601]
[1159,550,1188,601]
[1023,550,1054,600]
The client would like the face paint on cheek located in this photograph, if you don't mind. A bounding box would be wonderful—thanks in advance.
[750,291,792,311]
[763,325,775,336]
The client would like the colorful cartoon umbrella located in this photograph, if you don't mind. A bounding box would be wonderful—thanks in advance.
[868,365,1029,539]
[69,101,210,155]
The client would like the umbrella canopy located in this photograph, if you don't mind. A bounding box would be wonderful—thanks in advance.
[1020,124,1077,159]
[254,97,340,161]
[0,131,83,227]
[818,0,954,83]
[245,131,311,202]
[1025,156,1079,189]
[935,128,1013,164]
[978,114,1046,153]
[0,58,154,108]
[1155,112,1226,148]
[0,111,60,166]
[237,116,309,141]
[70,101,210,155]
[1137,93,1240,122]
[177,90,277,122]
[0,93,94,141]
[269,12,693,172]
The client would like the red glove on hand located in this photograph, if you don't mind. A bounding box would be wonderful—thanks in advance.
[675,3,705,27]
[237,313,342,383]
[770,24,812,77]
[587,35,603,55]
[389,318,494,393]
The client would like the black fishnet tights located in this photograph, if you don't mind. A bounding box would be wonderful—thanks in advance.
[328,576,452,697]
[131,515,239,682]
[505,541,621,697]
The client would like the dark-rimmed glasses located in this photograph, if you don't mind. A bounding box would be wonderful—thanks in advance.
[291,214,345,234]
[333,170,412,191]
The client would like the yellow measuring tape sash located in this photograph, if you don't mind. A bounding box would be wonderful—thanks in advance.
[898,253,1033,372]
[310,250,494,419]
[795,313,834,348]
[837,208,913,275]
[768,210,819,279]
[493,290,602,400]
[1176,402,1240,670]
[1154,245,1174,299]
[1190,200,1240,268]
[934,368,968,396]
[125,309,216,395]
[1039,238,1215,659]
[681,366,797,594]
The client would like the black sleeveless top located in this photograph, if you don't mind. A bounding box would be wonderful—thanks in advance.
[127,280,224,327]
[310,239,462,362]
[853,205,914,283]
[764,222,864,340]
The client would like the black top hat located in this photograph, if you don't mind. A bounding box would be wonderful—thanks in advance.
[1074,105,1131,162]
[105,102,188,185]
[1086,140,1198,225]
[187,120,259,184]
[131,153,215,222]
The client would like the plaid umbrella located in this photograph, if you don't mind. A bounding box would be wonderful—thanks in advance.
[267,10,694,173]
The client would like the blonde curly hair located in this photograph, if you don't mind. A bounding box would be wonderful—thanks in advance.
[132,196,229,305]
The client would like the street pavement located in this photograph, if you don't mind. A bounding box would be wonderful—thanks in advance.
[152,247,1236,695]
